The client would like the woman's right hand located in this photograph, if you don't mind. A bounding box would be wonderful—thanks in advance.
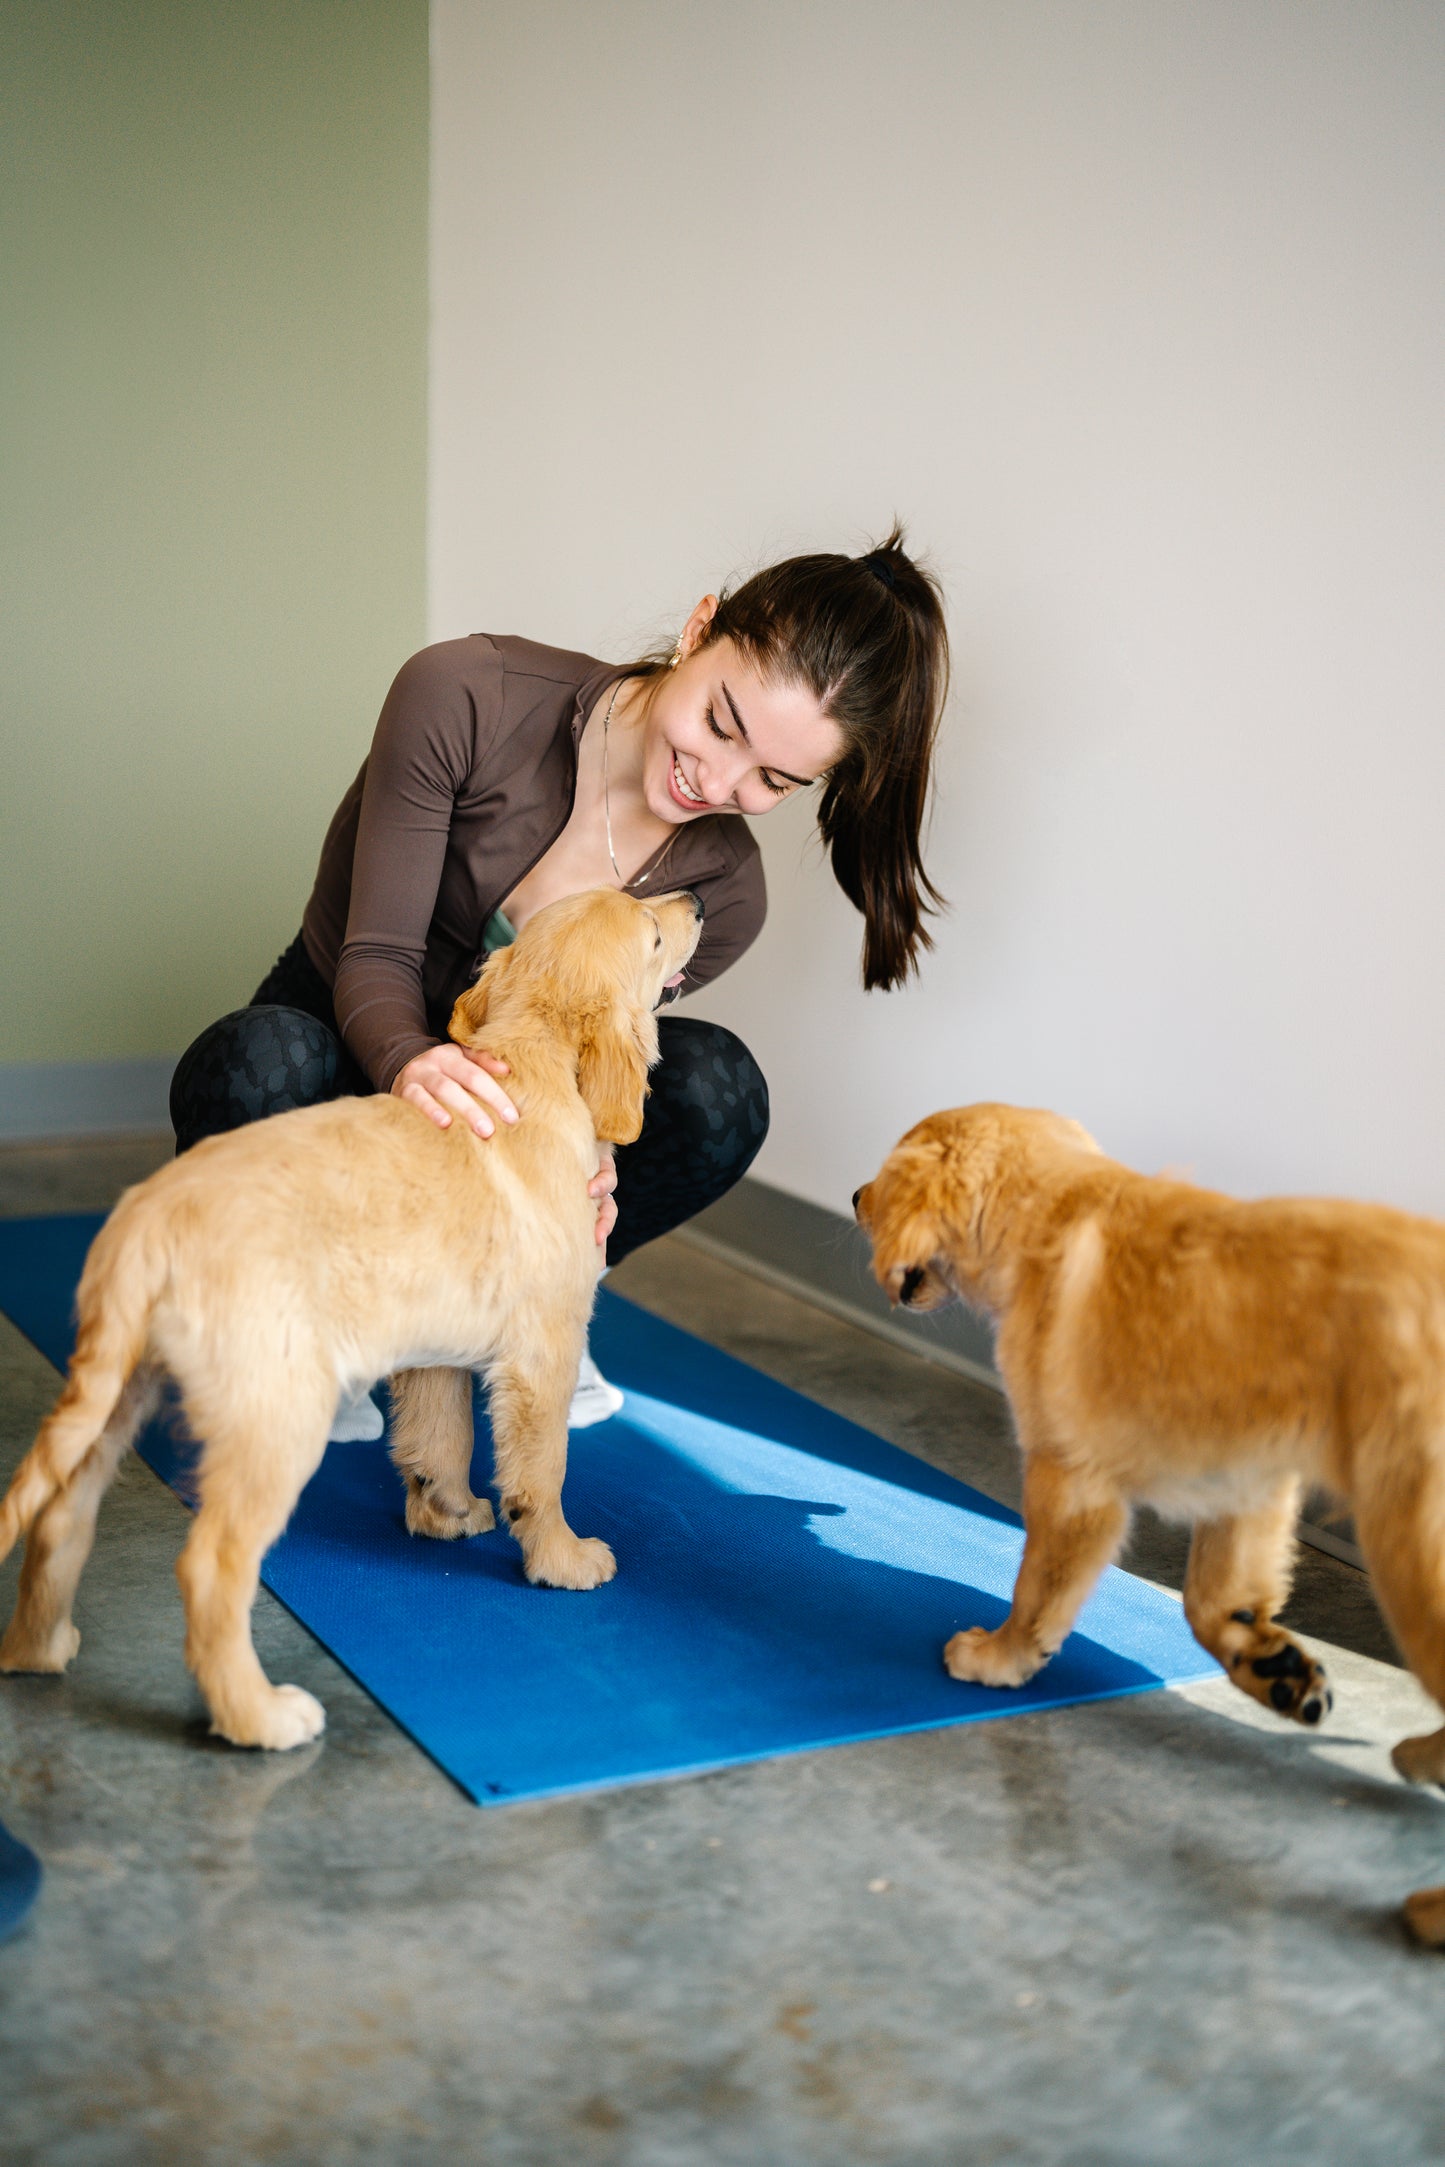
[391,1043,518,1138]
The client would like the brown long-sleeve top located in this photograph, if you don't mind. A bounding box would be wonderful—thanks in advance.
[300,635,767,1092]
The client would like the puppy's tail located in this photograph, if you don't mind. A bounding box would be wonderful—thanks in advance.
[0,1196,169,1562]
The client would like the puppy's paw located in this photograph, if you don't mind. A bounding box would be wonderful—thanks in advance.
[1403,1885,1445,1948]
[943,1625,1041,1689]
[1392,1729,1445,1787]
[1229,1630,1331,1725]
[215,1683,327,1752]
[525,1533,617,1592]
[405,1480,495,1541]
[0,1615,81,1674]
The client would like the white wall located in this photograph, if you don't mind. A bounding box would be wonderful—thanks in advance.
[431,1,1445,1218]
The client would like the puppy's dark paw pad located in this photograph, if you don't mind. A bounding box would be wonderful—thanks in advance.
[1251,1642,1307,1681]
[1248,1639,1329,1723]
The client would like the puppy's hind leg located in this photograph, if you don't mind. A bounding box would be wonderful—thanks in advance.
[489,1306,615,1592]
[1351,1451,1445,1799]
[944,1450,1129,1688]
[388,1366,494,1540]
[1183,1477,1332,1725]
[1,1364,162,1674]
[1348,1440,1445,1946]
[174,1381,332,1749]
[1352,1466,1445,1790]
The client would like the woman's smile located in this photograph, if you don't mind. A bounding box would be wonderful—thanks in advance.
[667,749,710,811]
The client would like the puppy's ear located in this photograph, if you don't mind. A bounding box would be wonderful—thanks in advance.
[577,1005,655,1145]
[449,944,517,1047]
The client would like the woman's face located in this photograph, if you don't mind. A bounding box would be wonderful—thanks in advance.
[638,599,845,825]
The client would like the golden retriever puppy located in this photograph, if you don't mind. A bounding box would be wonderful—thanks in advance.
[855,1103,1445,1944]
[0,888,701,1752]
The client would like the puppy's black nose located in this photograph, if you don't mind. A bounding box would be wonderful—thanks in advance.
[899,1266,926,1306]
[851,1188,862,1212]
[681,890,704,920]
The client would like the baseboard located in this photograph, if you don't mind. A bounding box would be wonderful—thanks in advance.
[681,1176,1365,1573]
[0,1056,176,1142]
[681,1175,1000,1386]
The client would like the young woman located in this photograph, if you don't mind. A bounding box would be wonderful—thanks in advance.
[170,529,949,1433]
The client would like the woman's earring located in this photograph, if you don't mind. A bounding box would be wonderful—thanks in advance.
[668,643,683,669]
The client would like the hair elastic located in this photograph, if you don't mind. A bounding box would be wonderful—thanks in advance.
[860,551,899,593]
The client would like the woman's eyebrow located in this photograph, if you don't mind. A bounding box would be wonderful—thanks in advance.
[720,680,812,789]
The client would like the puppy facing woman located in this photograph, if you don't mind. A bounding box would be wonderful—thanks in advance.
[170,529,950,1432]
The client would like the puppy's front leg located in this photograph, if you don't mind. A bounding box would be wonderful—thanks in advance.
[488,1316,615,1591]
[945,1452,1128,1688]
[389,1366,495,1539]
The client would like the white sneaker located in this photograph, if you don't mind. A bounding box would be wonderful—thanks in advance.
[569,1346,624,1429]
[329,1385,385,1443]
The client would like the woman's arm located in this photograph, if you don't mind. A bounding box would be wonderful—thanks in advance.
[331,643,477,1088]
[332,642,518,1135]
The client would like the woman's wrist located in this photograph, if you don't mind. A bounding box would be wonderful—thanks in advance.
[386,1040,443,1095]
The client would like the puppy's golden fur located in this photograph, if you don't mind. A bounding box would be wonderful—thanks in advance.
[0,888,701,1751]
[856,1104,1445,1944]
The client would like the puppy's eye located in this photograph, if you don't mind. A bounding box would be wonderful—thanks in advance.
[654,932,662,949]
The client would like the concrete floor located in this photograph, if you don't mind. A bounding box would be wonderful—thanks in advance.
[2,1137,1444,2166]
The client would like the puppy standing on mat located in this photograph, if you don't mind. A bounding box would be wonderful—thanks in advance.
[0,888,700,1753]
[855,1103,1445,1944]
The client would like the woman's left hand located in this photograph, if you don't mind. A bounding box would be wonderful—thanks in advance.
[589,1146,618,1250]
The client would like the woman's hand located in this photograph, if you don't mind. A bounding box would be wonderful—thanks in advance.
[391,1043,518,1138]
[589,1146,618,1250]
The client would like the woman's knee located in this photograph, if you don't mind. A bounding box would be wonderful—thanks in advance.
[652,1017,770,1165]
[169,1005,350,1151]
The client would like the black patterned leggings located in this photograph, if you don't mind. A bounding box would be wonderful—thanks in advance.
[168,934,769,1266]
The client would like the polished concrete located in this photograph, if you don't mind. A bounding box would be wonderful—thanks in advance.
[2,1135,1444,2166]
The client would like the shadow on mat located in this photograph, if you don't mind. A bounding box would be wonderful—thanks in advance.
[590,1287,1025,1529]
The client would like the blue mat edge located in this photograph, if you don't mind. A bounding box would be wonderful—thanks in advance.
[0,1818,43,1944]
[409,1670,1198,1807]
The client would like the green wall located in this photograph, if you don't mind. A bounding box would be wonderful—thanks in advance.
[0,2,428,1064]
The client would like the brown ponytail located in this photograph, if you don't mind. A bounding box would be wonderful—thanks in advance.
[698,526,949,991]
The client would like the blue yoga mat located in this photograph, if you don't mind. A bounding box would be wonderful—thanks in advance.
[0,1213,1217,1803]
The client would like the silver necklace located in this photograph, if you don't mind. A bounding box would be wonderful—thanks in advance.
[601,676,678,890]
